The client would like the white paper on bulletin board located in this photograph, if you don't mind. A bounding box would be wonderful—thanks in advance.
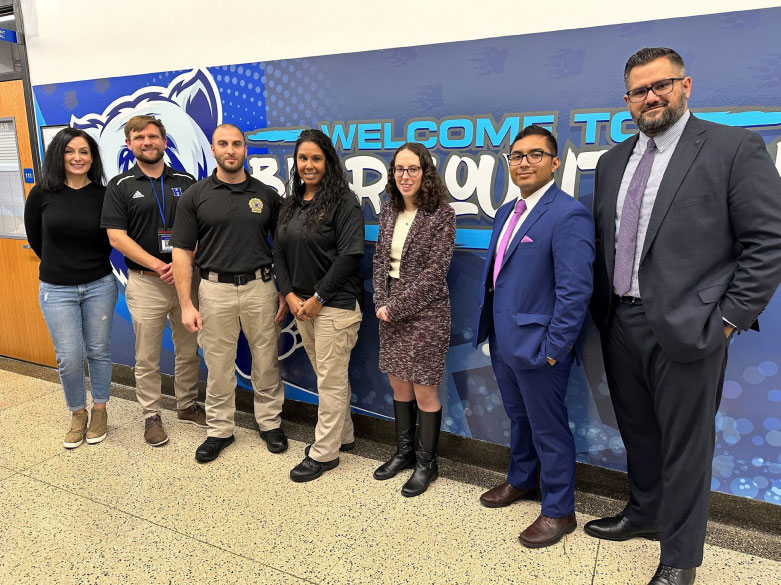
[0,117,27,238]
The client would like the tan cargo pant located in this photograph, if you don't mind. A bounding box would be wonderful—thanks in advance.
[125,270,201,418]
[198,277,284,438]
[297,302,362,462]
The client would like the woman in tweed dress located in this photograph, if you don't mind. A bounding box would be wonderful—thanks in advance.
[372,142,456,497]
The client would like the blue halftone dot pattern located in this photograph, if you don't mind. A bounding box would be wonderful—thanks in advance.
[264,58,335,126]
[213,63,267,129]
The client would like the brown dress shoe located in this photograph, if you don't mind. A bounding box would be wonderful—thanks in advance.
[518,513,577,548]
[480,482,538,508]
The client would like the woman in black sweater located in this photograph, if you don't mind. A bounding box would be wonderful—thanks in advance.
[24,128,116,449]
[273,129,364,483]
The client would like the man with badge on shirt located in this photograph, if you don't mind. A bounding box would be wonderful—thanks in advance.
[171,123,289,463]
[101,115,206,446]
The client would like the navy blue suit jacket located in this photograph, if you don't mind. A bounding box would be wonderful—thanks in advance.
[474,184,595,370]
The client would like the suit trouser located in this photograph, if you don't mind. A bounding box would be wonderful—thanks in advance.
[125,270,201,418]
[198,277,284,438]
[489,331,576,518]
[296,303,362,462]
[603,303,728,568]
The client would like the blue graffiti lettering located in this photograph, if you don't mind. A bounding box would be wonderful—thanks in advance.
[610,111,634,143]
[407,120,437,148]
[357,122,382,149]
[440,118,474,148]
[572,112,610,145]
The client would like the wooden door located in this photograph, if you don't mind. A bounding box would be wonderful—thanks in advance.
[0,80,56,366]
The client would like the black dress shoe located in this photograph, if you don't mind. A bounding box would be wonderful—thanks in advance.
[339,441,355,452]
[648,563,696,585]
[259,428,288,453]
[290,455,339,482]
[195,436,235,463]
[584,513,661,541]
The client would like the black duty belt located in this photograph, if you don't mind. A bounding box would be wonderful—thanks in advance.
[199,265,272,286]
[614,295,642,305]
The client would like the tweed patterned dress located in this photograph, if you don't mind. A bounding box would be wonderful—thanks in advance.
[372,201,456,386]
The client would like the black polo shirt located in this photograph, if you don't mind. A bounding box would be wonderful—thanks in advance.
[273,190,364,310]
[171,170,281,274]
[101,164,196,271]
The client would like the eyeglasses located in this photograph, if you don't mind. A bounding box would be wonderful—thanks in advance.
[625,77,685,103]
[392,165,421,178]
[505,150,555,165]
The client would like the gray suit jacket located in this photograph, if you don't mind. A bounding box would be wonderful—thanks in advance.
[591,115,781,363]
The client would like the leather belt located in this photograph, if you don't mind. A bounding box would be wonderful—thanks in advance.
[200,266,271,286]
[130,269,159,277]
[615,295,642,305]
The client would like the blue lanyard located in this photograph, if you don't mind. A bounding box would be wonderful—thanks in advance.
[147,174,166,229]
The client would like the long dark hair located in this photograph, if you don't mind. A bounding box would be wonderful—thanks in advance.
[385,142,447,214]
[279,129,349,229]
[40,127,105,191]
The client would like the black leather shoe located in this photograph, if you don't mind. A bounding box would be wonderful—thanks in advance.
[647,563,696,585]
[290,455,339,482]
[259,428,288,453]
[339,441,355,452]
[584,513,661,541]
[195,436,235,463]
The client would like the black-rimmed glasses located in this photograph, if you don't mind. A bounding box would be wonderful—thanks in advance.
[505,150,555,165]
[625,77,685,103]
[392,165,421,178]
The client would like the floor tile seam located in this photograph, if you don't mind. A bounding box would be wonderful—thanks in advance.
[9,467,322,584]
[589,540,600,585]
[13,449,71,475]
[0,469,19,482]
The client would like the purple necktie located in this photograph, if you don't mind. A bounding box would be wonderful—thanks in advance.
[613,138,656,296]
[493,198,527,285]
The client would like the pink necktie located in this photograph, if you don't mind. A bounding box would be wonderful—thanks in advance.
[493,198,527,285]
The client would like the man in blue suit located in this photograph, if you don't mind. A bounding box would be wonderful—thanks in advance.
[474,125,595,548]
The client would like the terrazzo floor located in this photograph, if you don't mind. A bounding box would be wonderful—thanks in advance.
[0,368,779,585]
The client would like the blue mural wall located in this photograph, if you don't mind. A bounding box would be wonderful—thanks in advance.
[32,8,781,504]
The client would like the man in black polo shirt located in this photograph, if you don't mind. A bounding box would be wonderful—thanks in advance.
[101,115,205,447]
[171,123,288,462]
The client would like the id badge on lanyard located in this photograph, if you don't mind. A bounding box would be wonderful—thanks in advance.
[149,175,172,253]
[158,229,173,253]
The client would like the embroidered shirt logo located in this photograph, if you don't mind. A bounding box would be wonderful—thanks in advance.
[171,187,182,197]
[249,198,263,214]
[132,191,144,199]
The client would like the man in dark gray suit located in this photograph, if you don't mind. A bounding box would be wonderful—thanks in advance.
[587,47,781,585]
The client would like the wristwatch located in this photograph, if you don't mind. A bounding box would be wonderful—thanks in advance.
[314,292,326,304]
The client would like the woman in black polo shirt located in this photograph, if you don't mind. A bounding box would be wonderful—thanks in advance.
[273,129,364,483]
[24,128,117,449]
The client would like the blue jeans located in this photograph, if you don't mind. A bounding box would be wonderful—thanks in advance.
[39,274,118,411]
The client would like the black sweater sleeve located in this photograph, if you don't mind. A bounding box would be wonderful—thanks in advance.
[23,186,44,259]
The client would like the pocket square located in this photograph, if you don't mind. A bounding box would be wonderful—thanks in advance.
[521,235,534,243]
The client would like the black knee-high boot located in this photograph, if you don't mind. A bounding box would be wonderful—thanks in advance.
[401,408,441,497]
[373,400,417,480]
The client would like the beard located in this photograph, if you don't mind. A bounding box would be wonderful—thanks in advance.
[216,156,245,174]
[134,148,165,165]
[635,93,687,135]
